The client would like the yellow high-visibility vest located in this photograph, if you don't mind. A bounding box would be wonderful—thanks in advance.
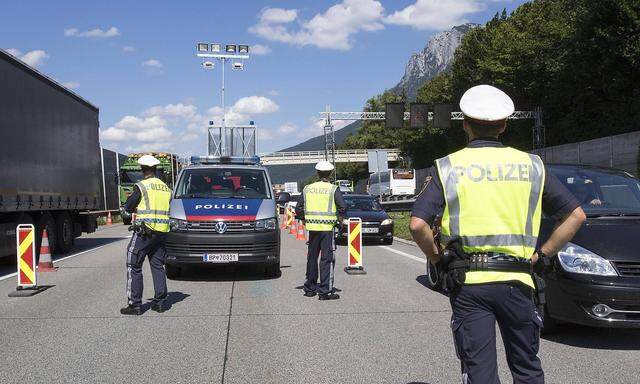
[303,181,338,231]
[435,147,545,288]
[135,177,171,233]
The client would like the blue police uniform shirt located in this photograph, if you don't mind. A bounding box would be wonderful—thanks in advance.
[411,138,580,226]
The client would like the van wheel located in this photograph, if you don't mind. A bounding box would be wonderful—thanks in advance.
[165,264,181,279]
[56,212,73,254]
[265,262,280,278]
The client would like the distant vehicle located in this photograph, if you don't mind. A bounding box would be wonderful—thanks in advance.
[165,156,281,278]
[336,194,394,245]
[119,152,181,224]
[536,164,640,330]
[369,169,416,197]
[335,179,354,193]
[284,182,299,194]
[0,49,118,259]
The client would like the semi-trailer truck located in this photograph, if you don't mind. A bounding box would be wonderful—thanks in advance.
[0,49,118,259]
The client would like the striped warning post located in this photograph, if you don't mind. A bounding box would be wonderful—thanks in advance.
[17,224,37,287]
[345,217,366,274]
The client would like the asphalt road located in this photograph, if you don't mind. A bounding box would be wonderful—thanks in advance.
[1,225,639,383]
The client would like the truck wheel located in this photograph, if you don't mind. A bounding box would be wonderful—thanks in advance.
[265,262,280,278]
[165,264,181,279]
[383,238,394,245]
[55,212,73,254]
[38,213,58,254]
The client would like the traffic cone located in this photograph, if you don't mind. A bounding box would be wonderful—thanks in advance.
[289,217,297,235]
[280,212,287,229]
[37,229,56,272]
[296,220,306,241]
[106,211,113,225]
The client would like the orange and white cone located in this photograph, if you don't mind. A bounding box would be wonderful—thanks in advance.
[289,217,297,235]
[106,212,113,225]
[37,229,56,272]
[296,220,306,241]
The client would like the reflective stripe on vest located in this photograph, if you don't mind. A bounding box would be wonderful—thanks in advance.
[436,147,545,288]
[135,178,171,233]
[303,181,338,231]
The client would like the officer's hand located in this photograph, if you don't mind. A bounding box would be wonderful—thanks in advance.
[531,252,539,265]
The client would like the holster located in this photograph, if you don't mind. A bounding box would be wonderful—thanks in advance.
[532,273,546,306]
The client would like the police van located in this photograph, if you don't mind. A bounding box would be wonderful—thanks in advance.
[165,155,284,278]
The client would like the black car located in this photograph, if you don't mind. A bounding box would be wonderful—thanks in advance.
[539,164,640,330]
[337,194,394,244]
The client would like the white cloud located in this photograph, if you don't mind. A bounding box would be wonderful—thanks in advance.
[144,103,197,119]
[251,44,272,55]
[123,45,136,53]
[61,81,80,89]
[267,90,279,96]
[142,59,163,68]
[384,0,483,30]
[64,27,120,38]
[5,48,49,67]
[278,123,297,134]
[232,96,279,115]
[249,0,385,51]
[296,117,351,140]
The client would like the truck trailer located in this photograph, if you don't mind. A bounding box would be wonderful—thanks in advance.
[0,49,112,258]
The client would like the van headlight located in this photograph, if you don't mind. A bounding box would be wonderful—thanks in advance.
[557,243,617,276]
[255,218,277,231]
[381,218,393,226]
[169,218,188,232]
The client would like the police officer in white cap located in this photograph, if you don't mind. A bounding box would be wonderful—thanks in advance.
[120,154,172,315]
[295,161,346,300]
[409,85,585,383]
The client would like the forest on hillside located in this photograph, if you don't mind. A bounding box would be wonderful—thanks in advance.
[335,0,640,183]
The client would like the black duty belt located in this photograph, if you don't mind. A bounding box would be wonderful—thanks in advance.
[448,253,532,274]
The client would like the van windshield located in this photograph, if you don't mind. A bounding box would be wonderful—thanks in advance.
[175,168,271,199]
[549,165,640,216]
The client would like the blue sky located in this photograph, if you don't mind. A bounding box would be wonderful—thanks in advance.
[2,0,527,155]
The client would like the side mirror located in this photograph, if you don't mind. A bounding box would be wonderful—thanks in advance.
[277,192,291,204]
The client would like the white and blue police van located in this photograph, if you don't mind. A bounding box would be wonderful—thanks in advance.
[165,156,285,278]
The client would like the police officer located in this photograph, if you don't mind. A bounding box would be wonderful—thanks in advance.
[409,85,586,383]
[296,161,346,300]
[120,155,172,315]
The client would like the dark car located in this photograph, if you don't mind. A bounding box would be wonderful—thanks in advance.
[337,194,394,244]
[539,164,640,330]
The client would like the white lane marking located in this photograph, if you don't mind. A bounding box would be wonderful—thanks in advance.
[0,235,131,282]
[380,245,426,264]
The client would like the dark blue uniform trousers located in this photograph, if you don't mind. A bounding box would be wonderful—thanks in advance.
[126,231,168,306]
[304,231,335,295]
[450,284,544,384]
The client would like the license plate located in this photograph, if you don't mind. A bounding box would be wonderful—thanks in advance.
[203,253,238,262]
[362,227,379,234]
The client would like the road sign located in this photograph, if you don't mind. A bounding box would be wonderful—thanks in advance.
[344,217,366,274]
[385,103,405,129]
[16,224,36,287]
[367,150,388,174]
[433,104,453,129]
[410,103,429,129]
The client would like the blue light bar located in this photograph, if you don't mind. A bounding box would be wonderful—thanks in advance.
[190,155,261,165]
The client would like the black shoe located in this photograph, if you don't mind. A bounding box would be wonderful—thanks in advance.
[303,291,317,297]
[120,305,142,315]
[151,301,166,313]
[318,293,340,300]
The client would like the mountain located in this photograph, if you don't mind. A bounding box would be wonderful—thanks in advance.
[393,23,478,100]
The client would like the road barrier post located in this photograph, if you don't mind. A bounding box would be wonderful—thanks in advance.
[286,208,293,229]
[344,217,366,275]
[8,224,48,297]
[37,229,56,272]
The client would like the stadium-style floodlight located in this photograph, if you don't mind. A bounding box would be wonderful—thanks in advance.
[197,42,209,52]
[210,43,221,53]
[226,44,237,53]
[202,61,215,69]
[238,45,249,54]
[232,62,244,71]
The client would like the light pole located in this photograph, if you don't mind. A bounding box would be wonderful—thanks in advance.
[196,43,250,156]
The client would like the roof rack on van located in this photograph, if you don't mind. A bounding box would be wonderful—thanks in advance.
[190,155,261,165]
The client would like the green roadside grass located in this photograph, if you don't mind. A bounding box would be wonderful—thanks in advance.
[389,211,413,241]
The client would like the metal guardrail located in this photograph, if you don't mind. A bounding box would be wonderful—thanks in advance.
[379,195,416,212]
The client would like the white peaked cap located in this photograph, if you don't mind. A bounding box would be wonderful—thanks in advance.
[460,85,515,122]
[137,154,161,167]
[315,161,335,172]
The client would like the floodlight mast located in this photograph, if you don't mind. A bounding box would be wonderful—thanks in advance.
[196,43,250,156]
